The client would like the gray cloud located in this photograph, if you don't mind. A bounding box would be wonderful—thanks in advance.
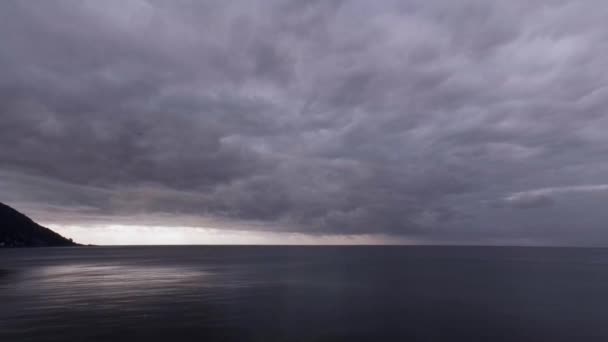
[504,185,608,208]
[1,0,608,244]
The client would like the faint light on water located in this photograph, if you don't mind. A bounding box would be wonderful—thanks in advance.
[18,264,210,308]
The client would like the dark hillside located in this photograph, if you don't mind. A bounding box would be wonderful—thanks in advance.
[0,202,78,247]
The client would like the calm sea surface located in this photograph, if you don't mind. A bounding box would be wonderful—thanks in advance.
[1,246,608,341]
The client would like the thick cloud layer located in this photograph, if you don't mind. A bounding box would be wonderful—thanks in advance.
[2,0,608,244]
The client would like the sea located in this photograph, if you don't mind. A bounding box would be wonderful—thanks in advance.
[1,246,608,341]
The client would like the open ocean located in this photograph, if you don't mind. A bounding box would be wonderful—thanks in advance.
[2,246,608,341]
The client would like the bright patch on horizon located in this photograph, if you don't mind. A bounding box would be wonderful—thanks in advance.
[46,224,406,246]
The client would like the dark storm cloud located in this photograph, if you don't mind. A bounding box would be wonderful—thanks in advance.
[2,0,608,244]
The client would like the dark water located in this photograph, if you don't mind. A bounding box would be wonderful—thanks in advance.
[2,246,608,341]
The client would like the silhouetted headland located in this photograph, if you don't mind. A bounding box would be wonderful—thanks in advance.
[0,202,78,247]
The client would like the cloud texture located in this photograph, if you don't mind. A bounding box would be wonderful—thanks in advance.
[2,0,608,244]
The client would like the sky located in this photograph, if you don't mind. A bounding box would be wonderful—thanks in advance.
[2,0,608,245]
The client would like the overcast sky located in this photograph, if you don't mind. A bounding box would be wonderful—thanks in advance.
[2,0,608,245]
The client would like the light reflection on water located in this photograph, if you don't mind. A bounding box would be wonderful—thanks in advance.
[18,264,211,306]
[0,247,276,341]
[2,246,608,341]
